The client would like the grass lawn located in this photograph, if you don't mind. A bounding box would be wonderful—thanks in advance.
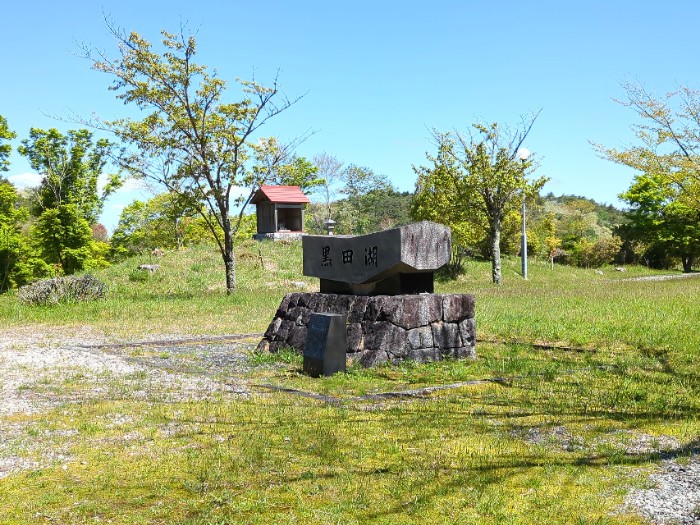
[0,241,698,524]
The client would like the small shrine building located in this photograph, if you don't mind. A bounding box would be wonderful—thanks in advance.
[251,185,310,240]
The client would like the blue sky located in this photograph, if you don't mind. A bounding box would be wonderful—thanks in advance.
[2,0,700,231]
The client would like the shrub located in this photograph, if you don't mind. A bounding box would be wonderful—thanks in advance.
[18,274,107,305]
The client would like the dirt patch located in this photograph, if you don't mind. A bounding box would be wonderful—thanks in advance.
[0,326,254,479]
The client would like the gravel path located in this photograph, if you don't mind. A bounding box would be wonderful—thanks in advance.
[615,272,700,283]
[625,458,700,524]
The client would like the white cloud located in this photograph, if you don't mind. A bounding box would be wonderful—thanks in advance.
[7,172,42,188]
[118,178,149,193]
[98,174,149,194]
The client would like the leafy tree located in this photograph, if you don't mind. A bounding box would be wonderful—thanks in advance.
[18,128,119,224]
[340,164,392,198]
[333,188,412,235]
[111,192,214,258]
[312,152,344,219]
[81,25,301,293]
[0,180,33,290]
[0,115,16,172]
[568,236,622,268]
[542,212,562,269]
[413,118,547,284]
[32,204,105,275]
[533,195,624,257]
[412,142,485,270]
[619,172,700,271]
[303,160,412,236]
[596,82,700,208]
[595,82,700,271]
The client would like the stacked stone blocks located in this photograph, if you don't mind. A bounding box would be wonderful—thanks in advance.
[257,292,475,367]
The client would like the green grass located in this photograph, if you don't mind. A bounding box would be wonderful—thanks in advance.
[0,242,698,523]
[0,240,314,337]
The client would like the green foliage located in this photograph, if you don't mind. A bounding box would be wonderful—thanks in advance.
[277,156,323,191]
[234,212,258,241]
[542,212,562,268]
[596,82,700,209]
[32,204,104,275]
[18,128,119,224]
[333,189,412,235]
[619,172,700,271]
[526,194,626,267]
[568,236,623,268]
[0,114,16,172]
[339,164,392,198]
[596,82,700,270]
[304,163,411,235]
[413,119,548,284]
[252,139,325,193]
[17,274,106,305]
[84,25,299,292]
[111,193,203,258]
[111,192,257,259]
[0,180,44,291]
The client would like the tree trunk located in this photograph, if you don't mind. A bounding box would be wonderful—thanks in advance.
[490,222,502,285]
[223,219,236,294]
[682,255,695,273]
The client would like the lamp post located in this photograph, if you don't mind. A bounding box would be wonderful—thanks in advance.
[517,148,530,280]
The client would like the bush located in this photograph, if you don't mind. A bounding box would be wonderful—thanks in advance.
[18,274,107,306]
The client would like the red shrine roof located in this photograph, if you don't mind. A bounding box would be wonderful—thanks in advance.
[251,185,311,204]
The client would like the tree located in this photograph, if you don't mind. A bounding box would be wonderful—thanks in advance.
[619,172,700,272]
[275,156,322,192]
[313,153,344,219]
[18,128,119,224]
[81,24,301,293]
[32,203,106,275]
[0,180,30,291]
[333,188,412,235]
[110,192,209,258]
[413,117,547,284]
[542,213,562,269]
[0,115,16,172]
[596,82,700,271]
[340,164,392,198]
[596,81,700,207]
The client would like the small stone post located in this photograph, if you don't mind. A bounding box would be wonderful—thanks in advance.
[303,313,347,377]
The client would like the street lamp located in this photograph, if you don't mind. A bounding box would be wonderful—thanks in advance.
[517,147,530,280]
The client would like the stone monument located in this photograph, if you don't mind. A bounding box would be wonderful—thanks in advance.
[257,221,476,367]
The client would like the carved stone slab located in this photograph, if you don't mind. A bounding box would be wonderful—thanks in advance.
[302,221,451,295]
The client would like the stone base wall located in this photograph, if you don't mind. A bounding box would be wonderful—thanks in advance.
[257,293,476,367]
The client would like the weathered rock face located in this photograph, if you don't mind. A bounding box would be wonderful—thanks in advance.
[257,292,476,367]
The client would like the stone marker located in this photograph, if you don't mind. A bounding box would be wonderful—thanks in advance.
[303,313,347,377]
[258,221,476,368]
[302,221,451,295]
